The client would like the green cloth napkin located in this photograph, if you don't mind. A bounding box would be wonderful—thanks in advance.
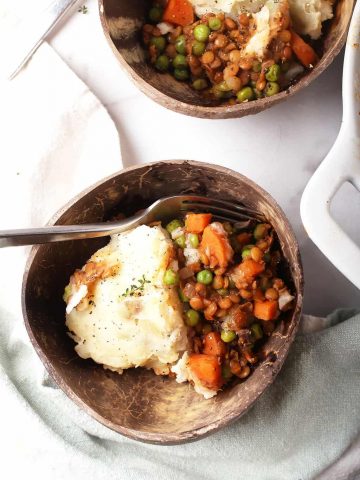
[0,308,359,480]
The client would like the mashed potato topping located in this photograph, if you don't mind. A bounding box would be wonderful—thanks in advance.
[190,0,333,40]
[289,0,333,40]
[65,225,188,375]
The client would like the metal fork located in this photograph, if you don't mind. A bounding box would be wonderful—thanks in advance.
[0,195,261,248]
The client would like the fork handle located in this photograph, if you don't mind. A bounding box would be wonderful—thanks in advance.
[0,218,140,248]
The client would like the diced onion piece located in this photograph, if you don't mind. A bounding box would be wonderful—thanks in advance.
[66,284,88,314]
[183,247,200,266]
[156,22,175,35]
[171,227,185,240]
[170,259,179,272]
[278,289,295,311]
[183,282,197,298]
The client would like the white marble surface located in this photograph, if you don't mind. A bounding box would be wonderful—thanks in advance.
[48,0,360,315]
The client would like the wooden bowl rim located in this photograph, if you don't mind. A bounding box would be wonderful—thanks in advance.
[98,0,353,119]
[21,160,304,444]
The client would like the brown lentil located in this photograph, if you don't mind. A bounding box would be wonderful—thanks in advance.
[214,34,228,48]
[195,282,207,296]
[239,13,250,26]
[229,49,242,63]
[202,51,215,64]
[223,64,239,79]
[226,76,242,91]
[279,29,292,43]
[212,275,224,290]
[190,296,204,310]
[240,288,253,300]
[239,365,251,378]
[265,288,279,301]
[218,297,232,310]
[204,302,218,320]
[251,246,263,262]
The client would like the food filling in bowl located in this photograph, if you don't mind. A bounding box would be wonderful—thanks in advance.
[64,212,295,399]
[142,0,333,103]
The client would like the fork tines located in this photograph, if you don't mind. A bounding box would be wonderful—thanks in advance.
[180,196,261,223]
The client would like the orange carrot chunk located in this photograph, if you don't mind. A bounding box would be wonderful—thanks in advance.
[163,0,194,27]
[254,300,278,321]
[290,30,318,68]
[188,353,223,390]
[238,259,265,281]
[185,213,212,233]
[200,223,233,268]
[203,332,226,357]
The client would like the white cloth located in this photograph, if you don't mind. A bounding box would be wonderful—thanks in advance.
[0,39,122,478]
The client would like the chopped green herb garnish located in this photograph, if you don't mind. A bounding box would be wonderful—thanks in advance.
[78,5,88,14]
[121,275,151,298]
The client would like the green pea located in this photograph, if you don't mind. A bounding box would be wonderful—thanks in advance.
[221,330,237,343]
[208,17,222,31]
[175,35,186,54]
[150,36,166,52]
[242,245,254,260]
[237,86,254,103]
[63,284,71,302]
[265,81,280,97]
[192,40,206,56]
[217,80,232,92]
[148,5,163,23]
[254,223,267,240]
[194,24,210,42]
[192,78,208,91]
[251,323,263,340]
[252,61,262,73]
[173,68,189,81]
[222,363,233,381]
[189,233,199,248]
[173,54,187,69]
[166,219,183,234]
[186,309,200,327]
[265,64,281,82]
[217,288,229,296]
[163,269,179,286]
[213,84,233,99]
[176,234,186,248]
[178,288,189,302]
[155,55,169,72]
[197,269,213,285]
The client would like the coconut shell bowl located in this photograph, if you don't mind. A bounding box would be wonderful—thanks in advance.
[22,161,303,444]
[98,0,354,119]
